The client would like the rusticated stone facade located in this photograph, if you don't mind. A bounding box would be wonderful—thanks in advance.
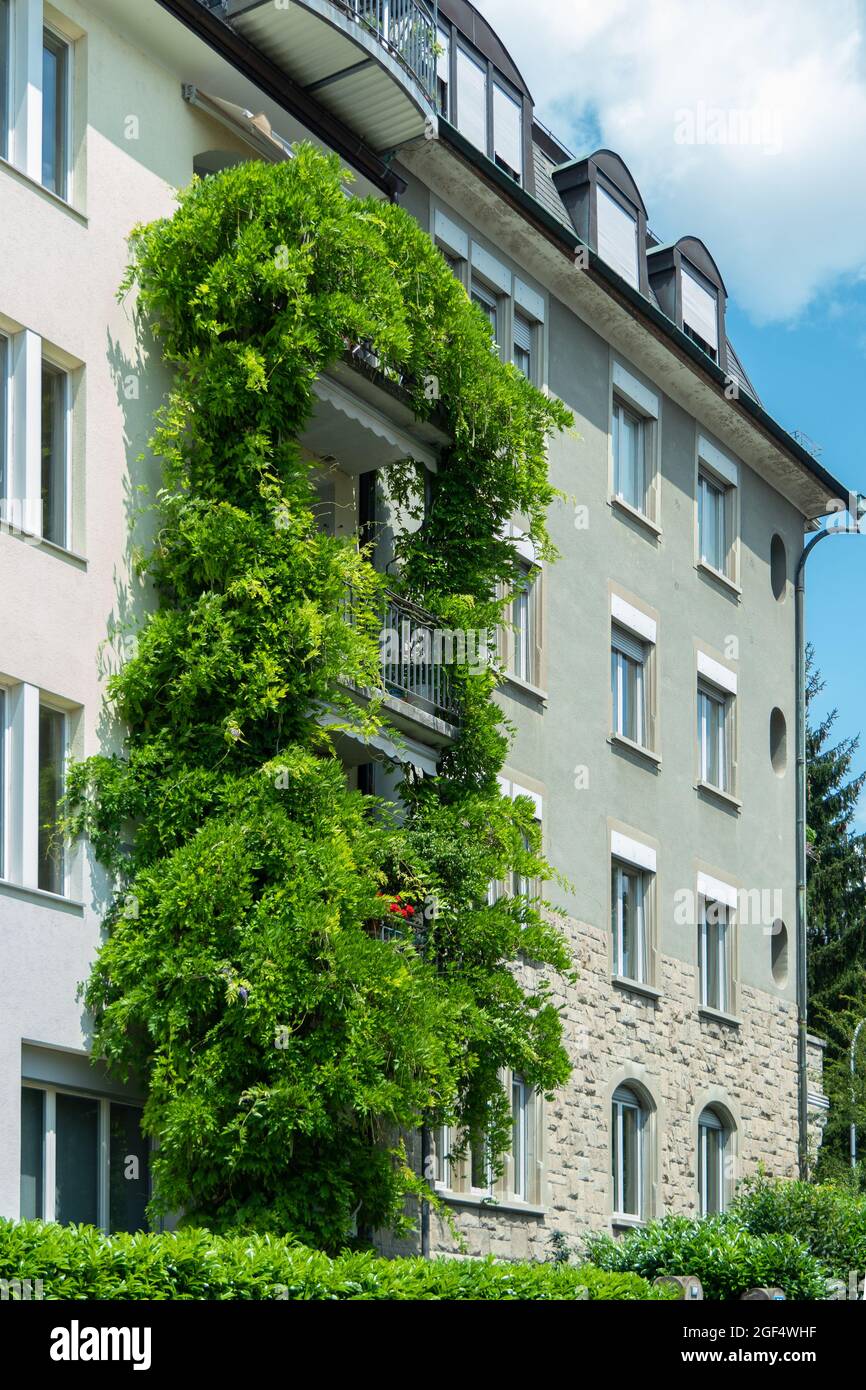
[381,914,825,1262]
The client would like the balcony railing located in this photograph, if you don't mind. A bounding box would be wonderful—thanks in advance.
[344,587,460,725]
[335,0,437,104]
[381,590,458,722]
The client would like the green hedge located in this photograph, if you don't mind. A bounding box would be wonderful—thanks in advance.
[584,1214,829,1301]
[0,1221,670,1301]
[731,1175,866,1281]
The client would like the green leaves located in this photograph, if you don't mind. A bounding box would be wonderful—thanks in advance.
[72,145,574,1250]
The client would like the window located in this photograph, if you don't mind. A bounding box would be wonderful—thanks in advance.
[41,361,68,546]
[0,685,5,879]
[612,860,649,983]
[42,28,69,198]
[511,1075,528,1200]
[612,398,647,513]
[434,1124,450,1188]
[0,0,10,160]
[699,898,730,1012]
[682,265,718,360]
[698,682,731,792]
[493,82,522,180]
[20,1085,150,1232]
[611,625,647,746]
[0,332,7,513]
[698,468,728,574]
[436,24,450,117]
[698,1107,729,1214]
[509,560,539,685]
[470,278,498,337]
[513,312,533,379]
[597,186,639,287]
[455,45,487,151]
[612,1085,645,1219]
[469,1122,493,1194]
[38,704,66,894]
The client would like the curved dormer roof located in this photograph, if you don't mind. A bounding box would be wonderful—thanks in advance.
[589,149,648,219]
[438,0,533,101]
[675,236,727,297]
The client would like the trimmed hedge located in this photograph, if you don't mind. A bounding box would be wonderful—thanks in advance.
[584,1214,829,1301]
[731,1175,866,1281]
[0,1221,670,1301]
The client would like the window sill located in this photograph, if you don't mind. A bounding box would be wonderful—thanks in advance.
[502,673,548,704]
[612,1214,646,1231]
[696,560,741,598]
[438,1190,545,1216]
[0,526,87,568]
[696,780,742,812]
[0,877,84,912]
[609,733,661,768]
[612,975,662,1002]
[609,495,662,538]
[699,1006,741,1028]
[0,154,87,223]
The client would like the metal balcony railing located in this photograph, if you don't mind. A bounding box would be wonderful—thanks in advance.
[339,0,438,104]
[344,587,460,724]
[381,590,458,722]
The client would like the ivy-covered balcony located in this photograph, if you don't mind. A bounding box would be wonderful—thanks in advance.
[203,0,438,150]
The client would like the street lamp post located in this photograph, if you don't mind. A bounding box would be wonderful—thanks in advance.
[795,498,865,1180]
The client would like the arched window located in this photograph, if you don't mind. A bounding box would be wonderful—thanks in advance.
[612,1084,647,1219]
[698,1106,732,1214]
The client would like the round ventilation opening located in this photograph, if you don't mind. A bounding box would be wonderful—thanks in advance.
[771,920,789,986]
[770,707,787,775]
[770,534,787,601]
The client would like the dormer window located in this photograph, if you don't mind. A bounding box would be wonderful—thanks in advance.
[448,29,526,185]
[682,263,719,361]
[597,186,639,288]
[456,44,487,150]
[436,24,450,117]
[493,82,522,181]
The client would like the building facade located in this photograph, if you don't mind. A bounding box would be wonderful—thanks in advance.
[0,0,836,1254]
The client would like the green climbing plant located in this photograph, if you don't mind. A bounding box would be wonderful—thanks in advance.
[66,145,574,1250]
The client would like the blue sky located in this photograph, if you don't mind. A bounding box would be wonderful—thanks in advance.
[483,0,866,818]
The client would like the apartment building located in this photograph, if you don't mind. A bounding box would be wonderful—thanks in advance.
[0,0,837,1255]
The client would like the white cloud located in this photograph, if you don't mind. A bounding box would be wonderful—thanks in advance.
[482,0,866,321]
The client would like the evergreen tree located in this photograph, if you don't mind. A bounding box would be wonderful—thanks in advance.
[806,647,866,1184]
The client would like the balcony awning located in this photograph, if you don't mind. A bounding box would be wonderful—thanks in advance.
[302,373,438,474]
[182,85,295,161]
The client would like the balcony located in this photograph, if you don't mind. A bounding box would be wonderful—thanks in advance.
[213,0,438,150]
[324,589,461,776]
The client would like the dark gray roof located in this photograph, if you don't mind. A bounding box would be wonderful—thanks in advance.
[531,137,761,403]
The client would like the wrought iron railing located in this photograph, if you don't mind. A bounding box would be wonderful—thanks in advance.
[381,590,458,721]
[344,587,460,723]
[339,0,438,104]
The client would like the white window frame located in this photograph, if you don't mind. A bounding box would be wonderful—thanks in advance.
[508,556,540,686]
[512,309,534,380]
[20,1082,149,1231]
[698,1107,728,1214]
[434,1123,451,1190]
[492,78,522,181]
[510,1074,528,1200]
[454,41,487,152]
[698,898,731,1012]
[697,467,729,574]
[0,0,10,161]
[41,21,71,200]
[698,681,732,793]
[612,860,648,984]
[611,624,647,747]
[612,397,649,514]
[470,275,499,342]
[41,353,71,549]
[612,1085,645,1220]
[682,263,719,358]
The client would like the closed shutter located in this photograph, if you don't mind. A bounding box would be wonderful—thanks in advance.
[612,624,645,664]
[513,313,532,354]
[597,187,638,286]
[682,266,719,352]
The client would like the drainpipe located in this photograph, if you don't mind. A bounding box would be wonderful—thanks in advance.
[795,505,864,1178]
[420,1124,431,1257]
[851,1019,866,1170]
